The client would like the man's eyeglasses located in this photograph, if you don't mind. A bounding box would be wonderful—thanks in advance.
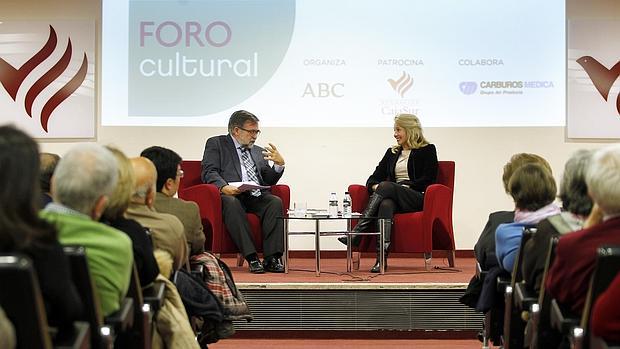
[177,169,184,178]
[238,127,261,136]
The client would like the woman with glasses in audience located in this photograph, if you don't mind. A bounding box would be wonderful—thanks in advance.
[0,125,82,337]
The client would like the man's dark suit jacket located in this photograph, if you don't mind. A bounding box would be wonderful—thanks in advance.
[201,134,283,189]
[546,216,620,315]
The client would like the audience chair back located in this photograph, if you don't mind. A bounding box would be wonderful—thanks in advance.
[179,160,291,263]
[573,246,620,349]
[0,254,52,349]
[529,236,560,349]
[63,245,115,349]
[348,160,456,269]
[123,264,152,349]
[502,227,536,349]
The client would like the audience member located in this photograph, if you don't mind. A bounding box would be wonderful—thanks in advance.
[0,125,82,333]
[546,144,620,315]
[521,149,593,293]
[41,143,133,317]
[126,157,187,276]
[202,110,285,273]
[474,153,552,270]
[495,163,559,272]
[102,147,159,286]
[100,151,199,348]
[39,152,60,207]
[591,273,620,343]
[461,153,552,310]
[140,146,206,255]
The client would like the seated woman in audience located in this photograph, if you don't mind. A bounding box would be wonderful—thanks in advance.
[591,273,620,343]
[0,125,82,334]
[338,113,438,272]
[460,153,552,309]
[102,147,159,286]
[546,145,620,316]
[475,153,552,271]
[521,149,593,293]
[495,162,559,272]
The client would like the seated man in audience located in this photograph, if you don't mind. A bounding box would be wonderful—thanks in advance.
[41,144,133,317]
[546,144,620,316]
[126,156,188,276]
[39,152,60,207]
[140,146,206,256]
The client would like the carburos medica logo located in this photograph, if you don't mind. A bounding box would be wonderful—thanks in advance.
[0,25,88,132]
[129,1,295,116]
[577,56,620,116]
[388,71,413,98]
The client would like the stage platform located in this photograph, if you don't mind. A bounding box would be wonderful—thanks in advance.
[221,253,483,335]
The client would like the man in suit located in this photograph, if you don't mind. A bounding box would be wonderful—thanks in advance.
[141,146,206,256]
[201,110,285,273]
[546,144,620,316]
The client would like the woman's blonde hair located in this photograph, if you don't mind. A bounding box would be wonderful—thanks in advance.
[391,114,429,153]
[102,146,135,220]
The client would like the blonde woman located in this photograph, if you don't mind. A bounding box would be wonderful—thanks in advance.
[339,114,438,272]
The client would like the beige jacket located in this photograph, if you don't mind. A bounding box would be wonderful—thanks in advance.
[126,203,188,271]
[152,275,200,349]
[154,193,205,256]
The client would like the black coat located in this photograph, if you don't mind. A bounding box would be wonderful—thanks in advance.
[366,144,438,193]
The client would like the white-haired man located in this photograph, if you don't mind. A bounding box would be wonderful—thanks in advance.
[41,144,133,317]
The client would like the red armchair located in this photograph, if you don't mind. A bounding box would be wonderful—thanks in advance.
[178,160,290,265]
[349,160,456,270]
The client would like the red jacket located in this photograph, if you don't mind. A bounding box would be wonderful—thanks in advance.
[545,216,620,315]
[591,273,620,342]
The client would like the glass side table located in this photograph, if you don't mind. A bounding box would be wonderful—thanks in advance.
[279,213,389,276]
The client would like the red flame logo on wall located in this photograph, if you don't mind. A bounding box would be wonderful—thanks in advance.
[0,25,88,132]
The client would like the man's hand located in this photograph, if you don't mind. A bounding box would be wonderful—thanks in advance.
[220,185,241,196]
[263,142,285,166]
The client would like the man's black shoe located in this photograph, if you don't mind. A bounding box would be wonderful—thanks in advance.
[248,259,265,274]
[263,256,285,273]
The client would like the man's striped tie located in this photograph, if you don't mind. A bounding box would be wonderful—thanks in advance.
[240,148,261,197]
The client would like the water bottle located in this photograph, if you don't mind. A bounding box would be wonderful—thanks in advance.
[328,192,339,218]
[342,192,352,218]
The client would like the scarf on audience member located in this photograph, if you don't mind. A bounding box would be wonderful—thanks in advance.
[514,202,561,225]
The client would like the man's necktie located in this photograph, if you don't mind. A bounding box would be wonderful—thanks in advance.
[240,148,261,197]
